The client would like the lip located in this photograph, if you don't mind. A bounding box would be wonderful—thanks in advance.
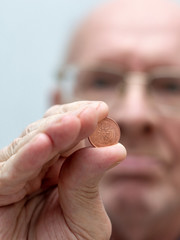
[108,154,166,181]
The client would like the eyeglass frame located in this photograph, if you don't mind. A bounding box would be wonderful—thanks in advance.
[57,64,180,117]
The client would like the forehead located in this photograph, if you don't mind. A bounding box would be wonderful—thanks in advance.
[71,0,180,70]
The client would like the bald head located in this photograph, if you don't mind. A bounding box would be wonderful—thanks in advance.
[85,0,180,27]
[66,0,180,66]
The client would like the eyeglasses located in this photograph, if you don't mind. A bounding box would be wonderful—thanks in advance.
[58,64,180,117]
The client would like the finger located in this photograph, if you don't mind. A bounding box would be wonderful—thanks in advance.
[20,101,95,137]
[0,104,108,202]
[41,156,65,189]
[44,104,108,157]
[43,101,98,117]
[58,143,126,240]
[1,101,108,161]
[20,103,90,137]
[0,133,52,205]
[0,115,81,197]
[20,101,107,137]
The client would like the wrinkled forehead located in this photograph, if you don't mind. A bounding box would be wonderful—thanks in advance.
[68,0,180,70]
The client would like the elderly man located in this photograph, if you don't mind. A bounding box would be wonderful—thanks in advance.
[1,0,180,239]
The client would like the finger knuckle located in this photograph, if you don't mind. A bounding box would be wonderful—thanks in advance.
[21,123,36,137]
[44,105,61,117]
[7,137,22,157]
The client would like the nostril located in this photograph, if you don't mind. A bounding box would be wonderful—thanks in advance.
[143,124,153,134]
[118,124,125,140]
[117,122,154,141]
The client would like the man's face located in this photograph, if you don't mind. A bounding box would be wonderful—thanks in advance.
[66,0,180,237]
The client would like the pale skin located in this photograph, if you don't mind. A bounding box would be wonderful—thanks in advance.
[0,101,126,239]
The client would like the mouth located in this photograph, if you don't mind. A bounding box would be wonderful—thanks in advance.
[106,154,168,184]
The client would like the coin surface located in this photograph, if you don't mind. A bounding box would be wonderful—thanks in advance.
[88,117,120,147]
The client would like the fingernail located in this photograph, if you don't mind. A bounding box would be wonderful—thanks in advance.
[107,144,127,170]
[96,101,108,111]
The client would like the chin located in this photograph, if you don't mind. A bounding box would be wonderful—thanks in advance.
[100,153,172,216]
[104,185,154,240]
[101,178,154,216]
[101,176,180,238]
[102,176,169,213]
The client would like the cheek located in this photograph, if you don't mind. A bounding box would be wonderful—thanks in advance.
[161,117,180,158]
[161,117,180,185]
[74,88,116,102]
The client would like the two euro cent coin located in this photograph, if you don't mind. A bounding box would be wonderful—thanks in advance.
[88,117,120,147]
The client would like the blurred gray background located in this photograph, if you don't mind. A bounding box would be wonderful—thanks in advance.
[0,0,180,148]
[0,0,106,148]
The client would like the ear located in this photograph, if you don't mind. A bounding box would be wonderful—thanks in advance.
[49,87,63,106]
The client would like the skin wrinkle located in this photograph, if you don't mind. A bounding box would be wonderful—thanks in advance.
[13,193,44,240]
[62,211,97,240]
[59,178,110,240]
[26,189,51,240]
[59,177,110,239]
[39,190,57,240]
[59,212,79,240]
[2,102,104,162]
[0,151,58,204]
[40,188,77,240]
[12,202,28,240]
[0,199,26,240]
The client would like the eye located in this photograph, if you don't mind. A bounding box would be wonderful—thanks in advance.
[92,73,114,88]
[89,71,122,89]
[150,77,180,95]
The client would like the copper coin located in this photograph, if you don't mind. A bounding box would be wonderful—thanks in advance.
[88,117,120,147]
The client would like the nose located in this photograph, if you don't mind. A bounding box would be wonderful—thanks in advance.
[111,73,157,140]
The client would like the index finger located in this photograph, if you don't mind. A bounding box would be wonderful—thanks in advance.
[43,101,106,117]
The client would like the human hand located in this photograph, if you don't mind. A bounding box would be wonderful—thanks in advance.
[0,101,126,240]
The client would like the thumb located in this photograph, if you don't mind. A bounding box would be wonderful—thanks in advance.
[58,143,126,240]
